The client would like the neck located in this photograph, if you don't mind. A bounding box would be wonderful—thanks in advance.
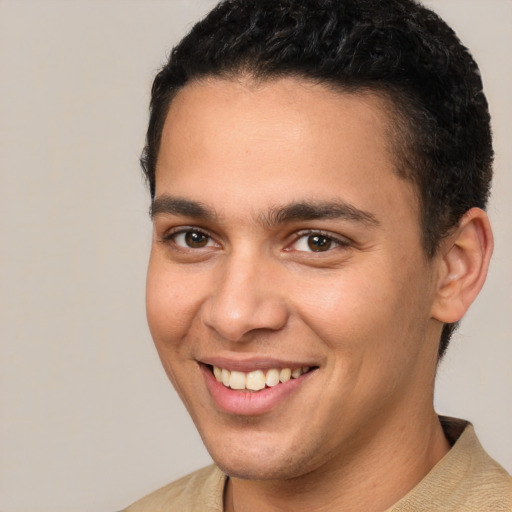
[224,410,450,512]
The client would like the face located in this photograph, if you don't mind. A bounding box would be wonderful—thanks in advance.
[146,77,443,480]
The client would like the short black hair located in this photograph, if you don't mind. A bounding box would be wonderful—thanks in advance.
[142,0,493,357]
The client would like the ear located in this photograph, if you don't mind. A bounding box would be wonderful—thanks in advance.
[431,207,493,324]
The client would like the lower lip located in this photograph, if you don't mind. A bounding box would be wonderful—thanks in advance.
[200,364,316,416]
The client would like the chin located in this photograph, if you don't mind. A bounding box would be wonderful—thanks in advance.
[202,431,318,481]
[213,455,303,481]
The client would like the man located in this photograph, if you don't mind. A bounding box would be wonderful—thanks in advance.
[124,0,512,510]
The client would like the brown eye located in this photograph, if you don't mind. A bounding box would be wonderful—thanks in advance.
[290,232,346,253]
[307,234,332,252]
[184,230,210,248]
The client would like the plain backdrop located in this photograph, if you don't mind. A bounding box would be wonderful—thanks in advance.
[0,1,510,511]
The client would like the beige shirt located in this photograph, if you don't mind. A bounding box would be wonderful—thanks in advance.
[123,418,512,511]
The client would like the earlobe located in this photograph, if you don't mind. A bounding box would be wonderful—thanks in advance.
[431,207,494,324]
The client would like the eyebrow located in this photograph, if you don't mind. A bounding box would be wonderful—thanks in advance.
[262,200,380,227]
[150,196,217,221]
[150,195,379,227]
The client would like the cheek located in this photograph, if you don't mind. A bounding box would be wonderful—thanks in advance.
[145,258,207,399]
[294,262,430,362]
[294,268,392,341]
[145,257,200,349]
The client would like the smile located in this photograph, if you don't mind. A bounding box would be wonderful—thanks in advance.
[212,365,312,391]
[201,361,318,415]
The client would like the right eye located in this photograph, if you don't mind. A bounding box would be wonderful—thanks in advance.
[170,229,216,249]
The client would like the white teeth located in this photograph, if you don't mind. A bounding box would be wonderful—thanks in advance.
[246,370,266,391]
[279,368,291,383]
[229,371,246,390]
[212,365,312,391]
[266,368,280,387]
[291,368,302,378]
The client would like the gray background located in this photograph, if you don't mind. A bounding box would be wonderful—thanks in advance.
[0,1,510,510]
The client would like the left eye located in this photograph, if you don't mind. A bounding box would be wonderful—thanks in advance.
[291,233,342,253]
[172,230,215,249]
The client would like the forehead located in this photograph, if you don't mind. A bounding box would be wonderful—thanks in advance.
[156,76,418,228]
[160,77,396,167]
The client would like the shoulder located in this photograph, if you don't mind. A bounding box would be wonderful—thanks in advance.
[121,464,226,512]
[390,417,512,511]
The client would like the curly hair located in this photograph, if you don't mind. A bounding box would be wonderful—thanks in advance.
[142,0,493,357]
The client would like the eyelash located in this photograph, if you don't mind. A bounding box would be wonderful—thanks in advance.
[160,227,350,255]
[160,227,217,250]
[288,230,351,253]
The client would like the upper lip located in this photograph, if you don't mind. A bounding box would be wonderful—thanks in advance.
[199,356,317,372]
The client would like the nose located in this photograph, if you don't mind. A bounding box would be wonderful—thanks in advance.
[202,252,289,342]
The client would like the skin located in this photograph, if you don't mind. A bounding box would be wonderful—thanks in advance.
[146,77,491,511]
